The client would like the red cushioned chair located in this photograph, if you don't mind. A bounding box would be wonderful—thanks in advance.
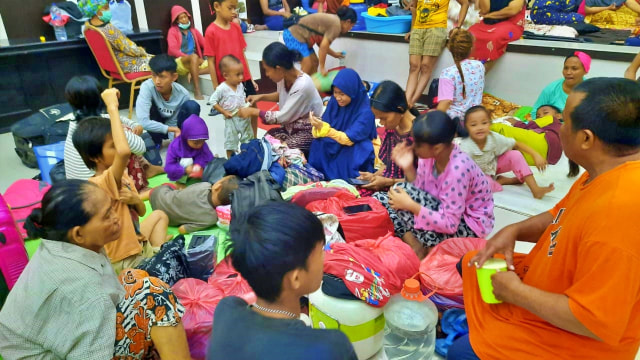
[83,23,152,118]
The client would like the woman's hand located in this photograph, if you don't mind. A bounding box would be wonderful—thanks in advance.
[388,187,421,214]
[361,176,394,191]
[533,153,548,172]
[237,107,258,119]
[246,95,260,106]
[391,142,415,170]
[358,171,375,181]
[309,112,324,130]
[252,79,260,92]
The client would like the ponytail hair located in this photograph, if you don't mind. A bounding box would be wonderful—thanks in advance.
[262,42,300,70]
[24,180,97,242]
[447,28,474,99]
[413,110,457,145]
[371,80,420,116]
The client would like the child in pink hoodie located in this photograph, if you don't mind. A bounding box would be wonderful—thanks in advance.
[167,5,208,100]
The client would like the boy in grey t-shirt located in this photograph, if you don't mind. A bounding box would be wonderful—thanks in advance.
[136,54,201,147]
[209,55,255,159]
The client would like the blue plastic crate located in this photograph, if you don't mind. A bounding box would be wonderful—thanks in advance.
[33,141,65,184]
[362,13,412,34]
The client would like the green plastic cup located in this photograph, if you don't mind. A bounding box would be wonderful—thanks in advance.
[476,258,508,304]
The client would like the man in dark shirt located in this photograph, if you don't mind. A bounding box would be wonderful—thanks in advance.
[207,202,357,360]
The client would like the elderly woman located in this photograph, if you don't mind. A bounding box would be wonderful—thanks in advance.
[530,0,584,24]
[0,180,190,359]
[79,0,153,73]
[530,51,591,119]
[469,0,525,72]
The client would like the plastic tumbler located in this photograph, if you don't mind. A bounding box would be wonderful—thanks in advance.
[476,258,507,304]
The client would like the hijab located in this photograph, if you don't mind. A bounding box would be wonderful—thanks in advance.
[173,114,211,159]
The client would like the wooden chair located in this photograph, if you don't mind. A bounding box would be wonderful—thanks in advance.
[83,23,152,118]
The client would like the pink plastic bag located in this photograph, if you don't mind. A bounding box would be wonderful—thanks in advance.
[208,257,257,304]
[352,233,420,285]
[419,237,487,297]
[172,278,225,360]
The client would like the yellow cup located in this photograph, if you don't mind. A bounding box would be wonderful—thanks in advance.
[476,258,507,304]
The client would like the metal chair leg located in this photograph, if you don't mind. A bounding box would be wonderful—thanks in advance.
[129,81,135,119]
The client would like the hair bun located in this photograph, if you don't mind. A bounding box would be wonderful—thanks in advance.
[24,209,47,239]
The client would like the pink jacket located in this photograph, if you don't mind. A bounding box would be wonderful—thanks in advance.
[167,5,205,58]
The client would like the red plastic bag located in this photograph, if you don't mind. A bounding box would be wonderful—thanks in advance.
[208,257,257,304]
[306,196,393,243]
[352,233,420,285]
[172,278,225,360]
[324,242,401,307]
[291,187,354,207]
[419,237,487,297]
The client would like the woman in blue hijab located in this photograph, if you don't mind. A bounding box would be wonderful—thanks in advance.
[308,68,378,180]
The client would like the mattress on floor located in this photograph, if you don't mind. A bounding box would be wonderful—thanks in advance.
[492,153,582,217]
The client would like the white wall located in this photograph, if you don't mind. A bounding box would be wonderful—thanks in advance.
[245,31,634,106]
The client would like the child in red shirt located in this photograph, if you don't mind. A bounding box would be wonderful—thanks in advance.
[205,0,259,136]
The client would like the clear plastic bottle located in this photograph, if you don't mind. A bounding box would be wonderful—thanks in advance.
[340,51,346,67]
[50,3,68,41]
[383,278,438,360]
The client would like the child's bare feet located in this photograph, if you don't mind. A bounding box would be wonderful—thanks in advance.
[255,24,268,30]
[194,92,205,100]
[531,183,555,199]
[496,175,521,185]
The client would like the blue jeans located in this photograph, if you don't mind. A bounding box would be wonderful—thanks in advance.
[148,100,201,146]
[447,334,480,360]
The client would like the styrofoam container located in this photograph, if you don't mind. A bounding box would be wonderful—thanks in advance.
[33,141,65,184]
[309,287,385,360]
[361,13,412,34]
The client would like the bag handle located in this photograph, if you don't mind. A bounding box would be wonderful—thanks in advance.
[411,271,438,298]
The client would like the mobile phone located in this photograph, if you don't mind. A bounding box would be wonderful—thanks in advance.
[348,178,370,186]
[343,204,373,215]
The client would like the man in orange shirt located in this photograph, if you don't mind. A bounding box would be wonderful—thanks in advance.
[449,77,640,360]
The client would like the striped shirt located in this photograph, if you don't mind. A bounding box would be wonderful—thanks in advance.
[0,240,125,359]
[64,115,146,180]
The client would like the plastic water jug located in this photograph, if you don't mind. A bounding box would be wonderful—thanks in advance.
[0,194,29,291]
[383,278,438,360]
[50,3,68,41]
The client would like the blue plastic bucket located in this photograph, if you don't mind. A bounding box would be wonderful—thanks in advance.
[362,13,412,34]
[33,141,65,184]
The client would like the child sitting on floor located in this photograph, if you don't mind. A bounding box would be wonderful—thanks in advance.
[165,114,214,184]
[73,88,170,274]
[207,202,357,360]
[149,175,240,234]
[210,55,256,158]
[373,111,494,259]
[458,105,555,199]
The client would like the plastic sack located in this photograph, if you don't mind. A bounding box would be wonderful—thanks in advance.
[352,233,420,284]
[208,257,257,304]
[324,242,401,307]
[172,278,225,360]
[314,212,345,245]
[291,187,354,208]
[186,235,217,281]
[419,237,487,297]
[306,196,394,243]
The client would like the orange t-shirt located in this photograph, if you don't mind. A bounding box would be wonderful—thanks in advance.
[463,161,640,360]
[89,168,142,263]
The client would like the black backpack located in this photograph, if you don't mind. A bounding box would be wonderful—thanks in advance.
[11,103,73,168]
[230,170,283,221]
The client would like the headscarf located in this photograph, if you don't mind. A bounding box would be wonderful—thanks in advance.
[175,114,211,158]
[573,51,591,73]
[322,68,377,147]
[77,0,108,18]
